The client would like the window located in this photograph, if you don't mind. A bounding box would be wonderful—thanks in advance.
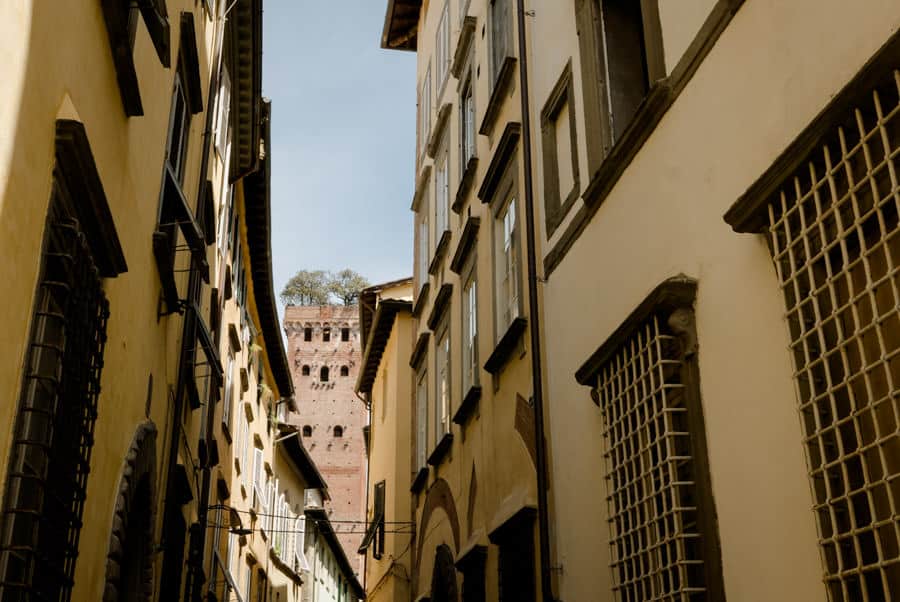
[416,366,429,469]
[340,366,349,377]
[462,268,479,392]
[373,481,386,559]
[460,74,476,169]
[240,416,250,490]
[223,352,235,430]
[302,365,310,376]
[333,426,343,438]
[341,327,350,342]
[495,196,521,335]
[165,72,192,185]
[320,366,330,382]
[435,143,450,237]
[541,63,580,235]
[417,211,430,288]
[252,447,264,510]
[730,68,900,601]
[323,327,331,342]
[214,66,231,159]
[496,519,535,602]
[304,327,312,342]
[436,2,451,90]
[0,185,111,601]
[435,325,451,442]
[582,280,724,600]
[489,0,511,88]
[420,64,432,155]
[245,563,252,602]
[302,425,312,437]
[575,0,664,171]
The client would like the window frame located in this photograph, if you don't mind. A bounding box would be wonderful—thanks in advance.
[434,318,452,443]
[435,1,451,93]
[540,61,580,237]
[488,0,512,91]
[493,177,522,342]
[415,363,429,470]
[420,63,433,158]
[461,255,479,394]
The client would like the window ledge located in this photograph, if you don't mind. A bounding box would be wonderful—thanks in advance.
[479,56,517,137]
[478,122,521,203]
[427,103,453,158]
[428,230,452,276]
[484,317,527,375]
[427,283,453,331]
[452,156,479,214]
[410,466,429,493]
[450,16,477,79]
[412,282,431,319]
[410,332,431,368]
[411,165,432,212]
[427,433,454,467]
[453,385,482,425]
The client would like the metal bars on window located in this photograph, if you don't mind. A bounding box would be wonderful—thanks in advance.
[766,69,900,602]
[0,197,109,602]
[595,317,709,601]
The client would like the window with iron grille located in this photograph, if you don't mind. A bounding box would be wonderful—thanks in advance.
[576,278,724,602]
[756,68,900,602]
[0,191,110,601]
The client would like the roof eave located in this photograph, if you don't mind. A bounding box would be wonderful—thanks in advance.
[381,0,422,51]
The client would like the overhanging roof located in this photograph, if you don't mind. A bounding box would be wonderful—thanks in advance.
[281,431,328,491]
[228,0,263,179]
[243,101,294,400]
[381,0,422,51]
[356,299,412,394]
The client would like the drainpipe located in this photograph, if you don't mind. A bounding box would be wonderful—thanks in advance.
[515,1,556,601]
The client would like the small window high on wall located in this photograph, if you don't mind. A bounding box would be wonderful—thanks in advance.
[301,365,310,376]
[320,366,329,382]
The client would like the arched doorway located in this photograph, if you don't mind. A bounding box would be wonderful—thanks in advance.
[103,422,157,602]
[430,544,458,602]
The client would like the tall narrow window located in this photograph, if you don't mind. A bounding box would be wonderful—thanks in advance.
[416,366,429,469]
[165,73,191,185]
[417,212,430,288]
[223,352,234,431]
[489,0,511,88]
[0,191,111,601]
[725,65,900,602]
[496,197,520,335]
[495,518,535,602]
[435,325,451,441]
[541,63,580,235]
[577,278,724,601]
[320,366,330,382]
[436,2,451,89]
[575,0,664,170]
[301,365,310,376]
[341,327,350,342]
[340,366,349,377]
[420,65,432,155]
[462,270,479,393]
[213,66,231,160]
[435,145,450,237]
[323,327,331,342]
[461,76,476,169]
[304,327,312,342]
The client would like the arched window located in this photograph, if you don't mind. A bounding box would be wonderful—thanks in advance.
[303,327,312,342]
[301,365,310,376]
[340,366,349,377]
[302,425,312,437]
[323,327,331,342]
[333,426,343,438]
[320,366,329,382]
[341,327,350,342]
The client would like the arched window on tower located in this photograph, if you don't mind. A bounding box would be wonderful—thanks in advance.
[320,366,329,382]
[302,425,312,437]
[301,365,310,376]
[323,327,331,342]
[333,426,343,438]
[340,366,349,377]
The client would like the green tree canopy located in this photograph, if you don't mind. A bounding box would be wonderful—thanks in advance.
[329,269,370,306]
[280,269,370,306]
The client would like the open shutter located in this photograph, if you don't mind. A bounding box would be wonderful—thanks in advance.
[138,0,171,67]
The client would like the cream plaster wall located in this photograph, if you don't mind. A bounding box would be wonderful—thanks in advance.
[536,1,900,600]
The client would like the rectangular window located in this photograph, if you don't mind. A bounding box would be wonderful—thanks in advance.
[304,327,312,342]
[245,564,252,602]
[436,1,451,89]
[420,65,432,154]
[462,269,479,392]
[341,327,350,342]
[240,416,249,489]
[416,366,429,468]
[497,523,536,602]
[0,190,110,601]
[541,63,580,235]
[417,212,430,288]
[489,0,511,88]
[496,197,520,335]
[252,447,264,509]
[575,0,663,170]
[166,72,191,184]
[760,70,900,601]
[591,299,722,600]
[436,325,451,440]
[214,66,231,159]
[373,481,386,559]
[435,144,450,237]
[323,327,331,342]
[223,351,234,431]
[461,75,476,168]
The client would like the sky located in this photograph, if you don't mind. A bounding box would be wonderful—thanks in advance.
[262,1,417,306]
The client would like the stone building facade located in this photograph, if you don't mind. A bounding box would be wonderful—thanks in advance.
[284,305,368,575]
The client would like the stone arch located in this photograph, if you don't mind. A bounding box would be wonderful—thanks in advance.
[430,544,458,602]
[103,421,158,602]
[415,478,461,591]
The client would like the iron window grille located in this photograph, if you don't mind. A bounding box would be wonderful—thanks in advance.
[761,69,900,601]
[0,195,110,601]
[578,278,724,602]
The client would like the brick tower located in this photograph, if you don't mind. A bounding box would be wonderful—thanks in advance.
[284,305,367,575]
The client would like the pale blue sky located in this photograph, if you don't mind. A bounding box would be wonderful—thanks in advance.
[262,1,416,304]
